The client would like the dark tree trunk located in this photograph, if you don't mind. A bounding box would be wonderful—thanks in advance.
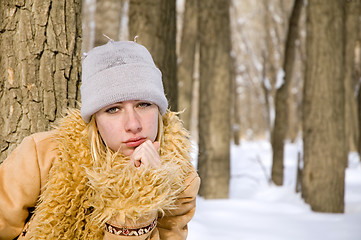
[94,0,123,46]
[129,0,178,111]
[271,0,303,186]
[344,0,361,153]
[302,0,346,213]
[82,0,95,53]
[198,0,231,199]
[177,0,198,130]
[231,53,241,145]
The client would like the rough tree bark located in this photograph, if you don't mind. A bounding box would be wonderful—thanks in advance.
[198,0,231,199]
[128,0,178,111]
[271,0,303,186]
[94,0,123,46]
[0,0,82,164]
[302,0,346,213]
[177,0,198,130]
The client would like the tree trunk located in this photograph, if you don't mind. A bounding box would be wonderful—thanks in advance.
[356,36,361,158]
[0,0,82,163]
[344,0,360,153]
[358,77,361,157]
[128,0,178,111]
[261,51,272,131]
[302,0,346,213]
[82,0,96,53]
[119,0,129,41]
[94,0,123,46]
[263,0,277,130]
[231,53,241,145]
[271,0,303,186]
[177,0,198,130]
[198,0,231,199]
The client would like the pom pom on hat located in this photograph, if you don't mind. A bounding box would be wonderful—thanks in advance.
[80,41,168,123]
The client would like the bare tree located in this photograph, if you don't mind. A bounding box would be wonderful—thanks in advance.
[94,0,123,46]
[271,0,303,186]
[0,0,82,163]
[82,0,96,53]
[128,0,178,111]
[344,0,360,153]
[231,53,241,145]
[177,0,198,130]
[198,0,231,199]
[302,0,346,213]
[263,0,278,130]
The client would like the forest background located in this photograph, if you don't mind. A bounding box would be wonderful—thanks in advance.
[0,0,360,217]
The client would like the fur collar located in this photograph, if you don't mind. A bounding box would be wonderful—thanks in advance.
[28,109,194,239]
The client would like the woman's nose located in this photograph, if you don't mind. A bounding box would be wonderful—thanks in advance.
[124,108,142,133]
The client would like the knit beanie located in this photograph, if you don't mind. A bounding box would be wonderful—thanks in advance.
[80,41,168,123]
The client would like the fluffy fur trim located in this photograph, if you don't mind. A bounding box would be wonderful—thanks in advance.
[28,109,194,239]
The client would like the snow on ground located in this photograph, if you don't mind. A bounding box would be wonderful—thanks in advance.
[188,140,361,240]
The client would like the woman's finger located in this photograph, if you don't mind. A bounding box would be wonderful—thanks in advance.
[141,141,161,167]
[130,140,160,168]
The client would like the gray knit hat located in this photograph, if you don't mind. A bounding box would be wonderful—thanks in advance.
[80,41,168,123]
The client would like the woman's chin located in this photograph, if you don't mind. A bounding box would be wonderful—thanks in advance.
[118,148,135,157]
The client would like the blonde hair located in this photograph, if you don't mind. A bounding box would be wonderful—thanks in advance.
[85,112,164,162]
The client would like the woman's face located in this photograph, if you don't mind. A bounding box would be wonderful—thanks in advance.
[94,100,159,156]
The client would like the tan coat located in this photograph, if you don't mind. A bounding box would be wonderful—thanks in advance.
[0,110,200,239]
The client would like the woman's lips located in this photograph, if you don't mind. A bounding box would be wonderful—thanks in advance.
[125,138,147,147]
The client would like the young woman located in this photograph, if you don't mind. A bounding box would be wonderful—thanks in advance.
[0,41,200,239]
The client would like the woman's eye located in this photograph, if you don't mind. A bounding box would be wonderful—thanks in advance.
[137,102,152,108]
[105,106,119,114]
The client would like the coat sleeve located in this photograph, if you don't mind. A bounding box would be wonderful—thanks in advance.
[155,169,200,240]
[0,134,54,239]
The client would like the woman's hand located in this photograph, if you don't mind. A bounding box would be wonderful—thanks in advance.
[130,140,161,168]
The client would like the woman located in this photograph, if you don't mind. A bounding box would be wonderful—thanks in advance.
[0,40,200,239]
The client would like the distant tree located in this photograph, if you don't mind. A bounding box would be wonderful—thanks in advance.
[94,0,123,46]
[231,53,241,145]
[302,0,346,213]
[82,0,95,53]
[128,0,178,111]
[198,0,231,199]
[262,0,288,132]
[177,0,198,130]
[0,0,82,163]
[271,0,303,186]
[344,0,360,153]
